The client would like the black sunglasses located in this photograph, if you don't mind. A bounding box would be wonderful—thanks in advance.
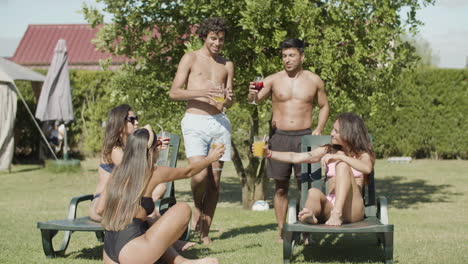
[125,116,138,125]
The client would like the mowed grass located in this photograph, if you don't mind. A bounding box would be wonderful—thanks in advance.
[0,159,467,264]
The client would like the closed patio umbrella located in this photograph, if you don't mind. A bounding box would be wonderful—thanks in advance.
[35,39,74,159]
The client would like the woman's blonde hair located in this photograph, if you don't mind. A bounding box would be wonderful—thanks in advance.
[101,126,157,231]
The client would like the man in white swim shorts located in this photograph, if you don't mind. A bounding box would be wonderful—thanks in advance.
[169,17,234,245]
[181,113,231,161]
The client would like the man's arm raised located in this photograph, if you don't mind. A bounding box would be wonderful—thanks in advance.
[247,75,273,104]
[312,77,329,135]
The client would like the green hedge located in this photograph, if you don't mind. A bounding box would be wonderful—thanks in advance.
[368,68,468,159]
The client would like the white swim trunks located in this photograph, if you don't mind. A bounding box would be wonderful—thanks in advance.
[181,112,232,161]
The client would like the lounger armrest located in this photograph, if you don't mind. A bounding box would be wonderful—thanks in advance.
[67,194,94,220]
[287,199,298,224]
[377,196,389,225]
[155,197,177,213]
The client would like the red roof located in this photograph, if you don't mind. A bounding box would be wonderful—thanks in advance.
[11,24,129,66]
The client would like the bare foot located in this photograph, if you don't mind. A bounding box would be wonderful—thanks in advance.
[181,257,219,264]
[325,210,343,226]
[174,240,196,252]
[200,236,212,245]
[276,229,283,243]
[298,208,318,224]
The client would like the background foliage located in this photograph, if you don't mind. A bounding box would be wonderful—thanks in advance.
[81,0,438,205]
[81,0,436,149]
[15,68,467,161]
[15,0,467,164]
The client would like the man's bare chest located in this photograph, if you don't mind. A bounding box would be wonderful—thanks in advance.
[190,60,228,80]
[272,82,317,102]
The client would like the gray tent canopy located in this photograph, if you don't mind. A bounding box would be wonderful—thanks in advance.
[0,57,53,170]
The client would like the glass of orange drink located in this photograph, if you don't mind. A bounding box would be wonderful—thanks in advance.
[253,136,267,158]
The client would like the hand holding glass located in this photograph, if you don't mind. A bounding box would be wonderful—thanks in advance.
[156,124,170,166]
[211,137,225,171]
[211,137,225,150]
[158,131,170,149]
[212,83,226,103]
[253,76,264,91]
[249,76,263,105]
[253,136,268,158]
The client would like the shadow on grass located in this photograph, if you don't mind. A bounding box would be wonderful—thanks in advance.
[218,223,277,239]
[182,241,263,260]
[175,176,245,205]
[69,244,103,260]
[69,244,221,262]
[176,175,286,205]
[376,176,462,209]
[295,233,385,263]
[174,246,217,260]
[4,166,43,174]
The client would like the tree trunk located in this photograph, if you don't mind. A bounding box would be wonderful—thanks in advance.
[231,107,268,209]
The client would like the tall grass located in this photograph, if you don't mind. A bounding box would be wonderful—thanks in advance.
[0,159,466,263]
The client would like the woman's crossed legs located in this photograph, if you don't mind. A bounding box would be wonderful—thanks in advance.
[298,162,364,226]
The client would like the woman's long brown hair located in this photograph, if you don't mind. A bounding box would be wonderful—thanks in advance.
[101,104,132,164]
[332,112,375,162]
[101,128,157,231]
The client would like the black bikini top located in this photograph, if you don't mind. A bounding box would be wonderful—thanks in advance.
[140,197,155,215]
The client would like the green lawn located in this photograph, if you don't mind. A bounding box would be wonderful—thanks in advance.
[0,159,467,264]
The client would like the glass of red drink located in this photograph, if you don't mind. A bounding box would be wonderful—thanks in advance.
[253,76,264,91]
[249,76,263,105]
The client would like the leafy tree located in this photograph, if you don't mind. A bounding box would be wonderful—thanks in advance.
[84,0,433,208]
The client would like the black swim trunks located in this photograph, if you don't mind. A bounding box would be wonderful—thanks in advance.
[267,128,312,181]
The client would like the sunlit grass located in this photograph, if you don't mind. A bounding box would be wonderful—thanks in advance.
[0,159,466,263]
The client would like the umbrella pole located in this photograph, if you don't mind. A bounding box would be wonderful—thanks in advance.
[63,124,69,160]
[14,85,59,160]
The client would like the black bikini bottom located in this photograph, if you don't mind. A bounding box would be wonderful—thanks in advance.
[104,218,148,263]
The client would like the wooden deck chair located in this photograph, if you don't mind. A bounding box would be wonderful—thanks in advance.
[36,132,183,258]
[283,135,394,264]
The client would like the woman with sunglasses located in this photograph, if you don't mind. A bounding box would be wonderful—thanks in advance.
[99,125,222,264]
[88,104,194,251]
[89,104,140,222]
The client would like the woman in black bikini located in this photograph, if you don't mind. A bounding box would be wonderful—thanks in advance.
[99,125,222,264]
